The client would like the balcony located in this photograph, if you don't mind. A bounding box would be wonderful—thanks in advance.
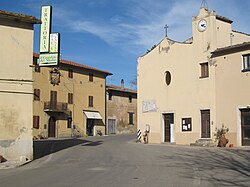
[44,101,68,112]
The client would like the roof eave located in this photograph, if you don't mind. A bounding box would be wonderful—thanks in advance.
[0,10,41,24]
[211,42,250,57]
[216,15,233,24]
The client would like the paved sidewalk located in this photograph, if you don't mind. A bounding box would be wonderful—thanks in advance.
[0,160,30,170]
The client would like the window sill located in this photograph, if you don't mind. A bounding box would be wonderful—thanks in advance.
[199,76,209,79]
[242,69,250,72]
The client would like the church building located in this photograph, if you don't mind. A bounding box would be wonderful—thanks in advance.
[137,7,250,146]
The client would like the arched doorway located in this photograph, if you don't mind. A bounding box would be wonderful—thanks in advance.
[48,117,56,137]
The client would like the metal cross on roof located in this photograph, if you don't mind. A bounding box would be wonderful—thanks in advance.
[164,24,168,37]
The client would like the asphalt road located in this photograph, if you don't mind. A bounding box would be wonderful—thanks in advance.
[0,134,250,187]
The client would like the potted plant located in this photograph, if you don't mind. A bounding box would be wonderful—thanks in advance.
[214,124,229,147]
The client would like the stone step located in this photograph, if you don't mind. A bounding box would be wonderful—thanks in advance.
[190,139,216,147]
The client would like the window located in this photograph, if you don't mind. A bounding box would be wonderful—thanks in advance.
[108,92,112,100]
[33,116,40,129]
[35,65,40,72]
[242,54,250,71]
[68,93,73,104]
[165,71,171,85]
[89,73,93,82]
[89,96,93,107]
[33,57,40,72]
[68,69,73,78]
[240,109,250,145]
[34,89,40,101]
[128,112,134,125]
[129,95,132,103]
[200,62,209,78]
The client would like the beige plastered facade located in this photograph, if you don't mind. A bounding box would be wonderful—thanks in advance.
[0,12,40,160]
[137,8,250,146]
[33,56,111,139]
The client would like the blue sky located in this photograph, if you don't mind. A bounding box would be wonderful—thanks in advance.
[1,0,250,88]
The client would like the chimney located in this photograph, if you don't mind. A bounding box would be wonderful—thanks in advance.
[121,79,124,89]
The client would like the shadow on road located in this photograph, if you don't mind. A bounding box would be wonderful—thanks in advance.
[33,139,103,160]
[159,148,250,187]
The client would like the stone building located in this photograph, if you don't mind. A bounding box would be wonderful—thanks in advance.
[33,53,111,138]
[106,80,137,134]
[137,7,250,146]
[0,10,40,161]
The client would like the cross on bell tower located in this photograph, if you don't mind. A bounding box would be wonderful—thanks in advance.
[164,24,168,37]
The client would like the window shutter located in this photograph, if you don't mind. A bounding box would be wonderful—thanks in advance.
[68,93,73,104]
[89,96,93,107]
[33,116,40,129]
[89,73,93,82]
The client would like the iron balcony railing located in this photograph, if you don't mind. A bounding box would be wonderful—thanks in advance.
[44,101,68,112]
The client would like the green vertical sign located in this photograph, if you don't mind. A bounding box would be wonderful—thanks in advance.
[40,6,52,53]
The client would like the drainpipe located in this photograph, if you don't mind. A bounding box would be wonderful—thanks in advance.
[230,33,234,46]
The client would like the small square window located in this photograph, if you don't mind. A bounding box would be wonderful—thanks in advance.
[200,62,209,78]
[242,54,250,71]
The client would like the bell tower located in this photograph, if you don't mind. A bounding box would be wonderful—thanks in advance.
[192,6,233,61]
[192,7,217,58]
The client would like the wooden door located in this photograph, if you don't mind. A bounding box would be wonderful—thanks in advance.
[163,113,173,142]
[48,117,56,137]
[201,110,210,138]
[241,109,250,146]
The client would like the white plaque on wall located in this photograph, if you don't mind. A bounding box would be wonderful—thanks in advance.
[142,100,157,113]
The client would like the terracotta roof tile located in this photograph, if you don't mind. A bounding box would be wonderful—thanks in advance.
[0,10,41,24]
[60,59,112,75]
[33,53,112,75]
[216,15,233,24]
[106,84,137,94]
[232,30,250,37]
[212,42,250,57]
